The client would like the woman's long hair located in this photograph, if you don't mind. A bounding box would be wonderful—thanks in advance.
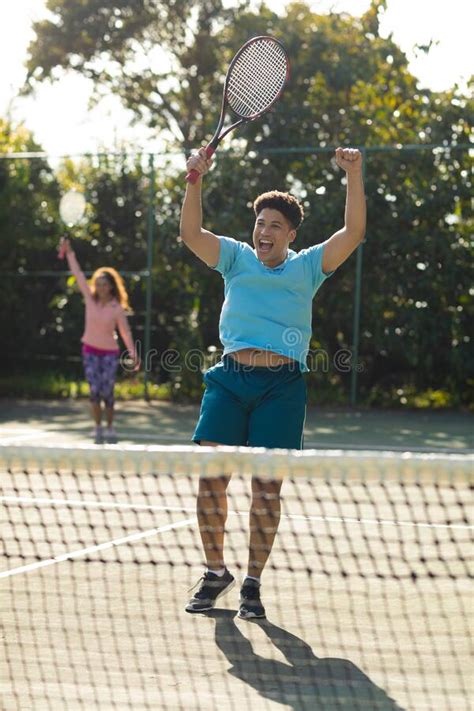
[90,267,132,312]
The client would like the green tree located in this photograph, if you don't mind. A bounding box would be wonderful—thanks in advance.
[189,2,472,404]
[11,0,474,405]
[0,120,59,268]
[24,0,248,151]
[0,120,64,373]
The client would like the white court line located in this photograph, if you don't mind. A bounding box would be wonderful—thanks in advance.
[1,494,190,514]
[1,493,472,531]
[0,516,197,579]
[0,429,41,434]
[284,512,473,531]
[112,432,190,443]
[18,428,471,454]
[81,431,474,454]
[0,431,53,444]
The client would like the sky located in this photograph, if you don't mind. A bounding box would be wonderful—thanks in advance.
[1,0,472,155]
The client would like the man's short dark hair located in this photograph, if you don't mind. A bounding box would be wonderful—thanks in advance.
[253,191,304,230]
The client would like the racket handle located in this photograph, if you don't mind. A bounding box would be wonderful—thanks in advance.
[185,169,201,185]
[185,145,216,184]
[58,239,68,260]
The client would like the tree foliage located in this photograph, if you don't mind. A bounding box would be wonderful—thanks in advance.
[25,0,249,150]
[4,1,472,406]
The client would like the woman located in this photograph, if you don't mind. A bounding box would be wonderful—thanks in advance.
[59,238,139,443]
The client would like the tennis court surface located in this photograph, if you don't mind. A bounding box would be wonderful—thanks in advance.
[1,444,472,710]
[1,400,472,451]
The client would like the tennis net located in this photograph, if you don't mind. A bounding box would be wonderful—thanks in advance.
[1,444,472,711]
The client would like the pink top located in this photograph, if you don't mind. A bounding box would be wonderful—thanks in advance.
[66,251,136,358]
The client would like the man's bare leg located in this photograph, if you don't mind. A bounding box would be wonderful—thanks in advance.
[247,477,283,578]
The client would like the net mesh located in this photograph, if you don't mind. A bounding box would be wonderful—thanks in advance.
[1,444,473,711]
[227,38,288,118]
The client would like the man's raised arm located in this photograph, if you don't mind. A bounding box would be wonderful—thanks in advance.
[179,148,221,268]
[322,147,366,274]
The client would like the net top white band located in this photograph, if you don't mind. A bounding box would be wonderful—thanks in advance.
[1,443,472,482]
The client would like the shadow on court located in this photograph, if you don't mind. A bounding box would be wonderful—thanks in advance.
[1,399,472,450]
[208,610,404,711]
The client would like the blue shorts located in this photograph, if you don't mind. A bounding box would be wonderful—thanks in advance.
[192,356,306,450]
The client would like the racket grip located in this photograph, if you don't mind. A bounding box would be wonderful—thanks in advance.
[185,169,201,185]
[58,240,68,260]
[185,145,216,184]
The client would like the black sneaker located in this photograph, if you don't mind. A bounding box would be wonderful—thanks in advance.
[238,578,266,619]
[185,569,235,613]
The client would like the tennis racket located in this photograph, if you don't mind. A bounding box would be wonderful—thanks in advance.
[57,190,86,259]
[185,35,289,184]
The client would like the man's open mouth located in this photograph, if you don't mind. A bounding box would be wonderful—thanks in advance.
[258,239,273,253]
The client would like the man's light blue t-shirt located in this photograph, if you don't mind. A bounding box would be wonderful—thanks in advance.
[212,236,333,372]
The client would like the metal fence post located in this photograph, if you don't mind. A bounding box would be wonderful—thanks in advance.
[350,147,367,407]
[143,153,155,401]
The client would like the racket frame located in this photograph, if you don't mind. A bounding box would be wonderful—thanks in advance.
[58,190,87,260]
[186,35,289,184]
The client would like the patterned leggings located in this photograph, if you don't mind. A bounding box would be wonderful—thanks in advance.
[82,352,119,408]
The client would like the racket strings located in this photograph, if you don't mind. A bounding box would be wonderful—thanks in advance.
[227,39,288,118]
[228,44,287,115]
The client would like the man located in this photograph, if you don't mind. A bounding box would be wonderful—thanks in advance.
[180,146,366,619]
